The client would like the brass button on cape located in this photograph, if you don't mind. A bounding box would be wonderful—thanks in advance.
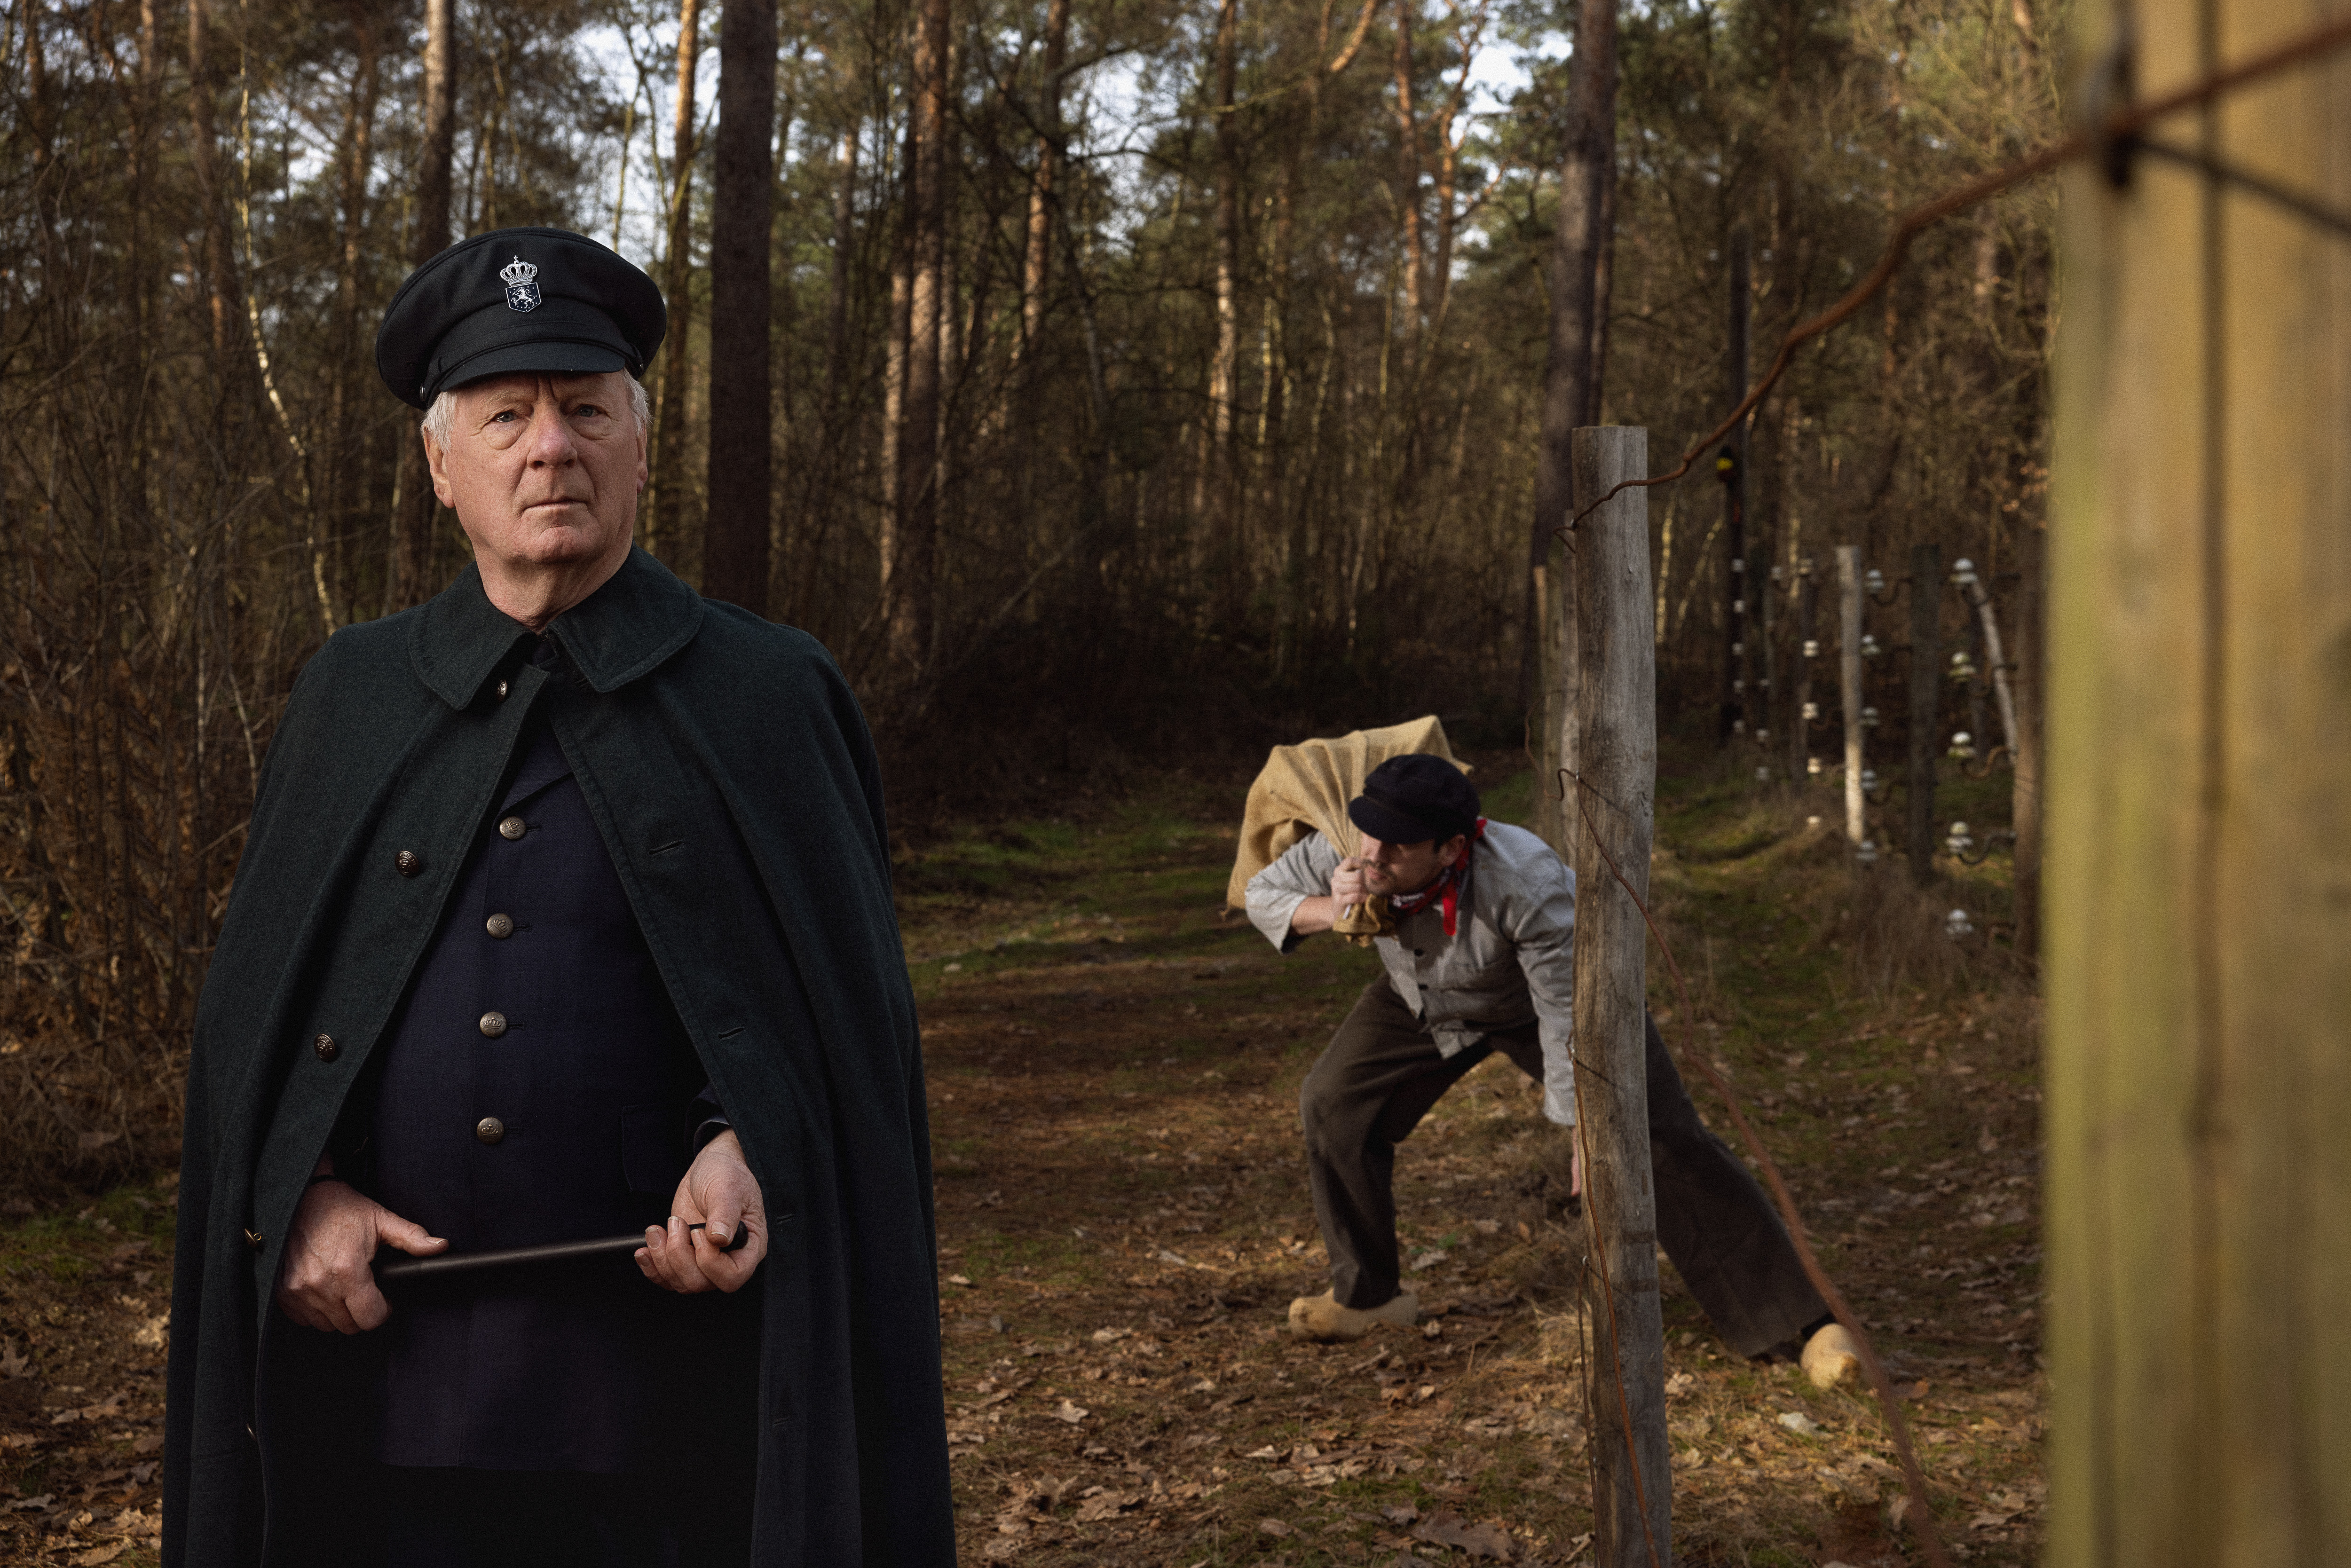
[486,913,515,939]
[313,1033,339,1062]
[394,850,423,877]
[243,1228,264,1251]
[479,1011,508,1039]
[475,1117,505,1146]
[498,816,527,841]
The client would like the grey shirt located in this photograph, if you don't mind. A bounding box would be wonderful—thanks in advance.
[1244,823,1578,1124]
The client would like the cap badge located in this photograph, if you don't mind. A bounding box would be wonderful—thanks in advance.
[499,254,542,313]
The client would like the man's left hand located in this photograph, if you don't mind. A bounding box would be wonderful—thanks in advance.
[639,1129,766,1293]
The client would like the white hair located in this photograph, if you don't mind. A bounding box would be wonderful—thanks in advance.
[422,374,651,449]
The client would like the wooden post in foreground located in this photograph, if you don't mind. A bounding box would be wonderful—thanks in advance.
[2046,0,2351,1560]
[1569,425,1671,1568]
[1836,545,1865,845]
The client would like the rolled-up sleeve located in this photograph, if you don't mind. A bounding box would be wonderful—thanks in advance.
[1244,833,1342,953]
[1503,863,1578,1125]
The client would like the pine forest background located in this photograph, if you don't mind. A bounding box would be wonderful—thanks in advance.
[0,0,2060,1187]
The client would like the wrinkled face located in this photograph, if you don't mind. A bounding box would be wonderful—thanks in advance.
[1356,833,1467,897]
[425,371,646,581]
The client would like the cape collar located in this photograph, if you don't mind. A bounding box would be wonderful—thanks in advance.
[409,544,707,710]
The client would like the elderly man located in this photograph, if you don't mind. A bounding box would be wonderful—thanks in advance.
[163,229,952,1566]
[1246,754,1858,1384]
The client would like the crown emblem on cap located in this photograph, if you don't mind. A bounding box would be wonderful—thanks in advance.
[500,254,542,313]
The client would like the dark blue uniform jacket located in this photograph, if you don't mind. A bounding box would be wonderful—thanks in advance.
[366,686,727,1473]
[161,548,953,1565]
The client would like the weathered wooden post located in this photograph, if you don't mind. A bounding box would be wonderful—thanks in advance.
[1836,545,1865,845]
[1570,425,1671,1568]
[2047,1,2351,1560]
[1532,539,1584,865]
[1963,615,1988,763]
[1905,543,1941,882]
[1953,557,2018,756]
[1717,233,1749,746]
[1789,558,1817,783]
[1756,549,1778,772]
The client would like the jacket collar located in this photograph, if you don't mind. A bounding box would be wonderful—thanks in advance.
[410,545,706,709]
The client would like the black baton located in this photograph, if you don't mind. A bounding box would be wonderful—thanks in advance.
[375,1222,751,1284]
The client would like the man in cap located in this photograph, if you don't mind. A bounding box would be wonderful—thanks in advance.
[163,228,953,1566]
[1245,754,1859,1383]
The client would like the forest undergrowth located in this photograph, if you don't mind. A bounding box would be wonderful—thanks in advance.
[0,745,2043,1567]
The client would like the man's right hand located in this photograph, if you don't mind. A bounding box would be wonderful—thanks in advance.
[272,1180,446,1335]
[1328,856,1373,911]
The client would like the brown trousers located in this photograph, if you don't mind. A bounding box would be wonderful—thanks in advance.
[1298,979,1828,1357]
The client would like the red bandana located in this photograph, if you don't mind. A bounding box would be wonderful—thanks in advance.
[1385,819,1488,937]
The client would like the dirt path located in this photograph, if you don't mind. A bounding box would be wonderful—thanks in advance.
[0,762,2045,1567]
[903,764,2044,1567]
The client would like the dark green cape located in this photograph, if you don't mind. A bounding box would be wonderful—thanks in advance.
[162,549,954,1565]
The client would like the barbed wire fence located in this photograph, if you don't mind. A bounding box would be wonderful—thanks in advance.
[1543,11,2351,1561]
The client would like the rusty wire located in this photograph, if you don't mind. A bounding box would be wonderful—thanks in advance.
[1565,8,2351,532]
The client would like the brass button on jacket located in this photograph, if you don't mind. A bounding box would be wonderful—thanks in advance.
[485,913,515,939]
[478,1011,508,1039]
[243,1228,264,1251]
[497,815,528,841]
[474,1116,506,1146]
[394,850,423,878]
[312,1033,339,1062]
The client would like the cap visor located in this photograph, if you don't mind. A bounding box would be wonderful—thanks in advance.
[1347,796,1444,846]
[440,341,630,394]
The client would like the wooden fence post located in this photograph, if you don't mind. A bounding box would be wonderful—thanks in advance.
[1570,425,1671,1568]
[1533,537,1581,863]
[2047,0,2351,1559]
[1718,232,1748,747]
[1789,558,1817,783]
[1954,559,2019,756]
[1836,545,1865,846]
[1906,543,1941,882]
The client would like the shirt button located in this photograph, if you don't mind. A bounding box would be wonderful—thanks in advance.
[475,1117,506,1146]
[479,1011,508,1038]
[486,913,515,939]
[495,678,510,701]
[313,1033,339,1062]
[394,850,423,878]
[498,816,527,841]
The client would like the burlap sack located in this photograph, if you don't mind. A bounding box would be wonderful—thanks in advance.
[1223,717,1470,919]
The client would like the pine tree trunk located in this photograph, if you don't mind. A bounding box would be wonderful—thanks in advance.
[329,5,380,613]
[1204,0,1241,601]
[825,124,858,403]
[1524,0,1616,847]
[390,0,455,610]
[702,0,776,614]
[891,0,949,676]
[651,0,703,567]
[1016,0,1071,375]
[185,0,242,388]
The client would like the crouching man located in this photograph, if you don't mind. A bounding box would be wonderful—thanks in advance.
[1246,753,1857,1385]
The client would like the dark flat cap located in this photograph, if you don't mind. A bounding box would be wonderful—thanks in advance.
[1348,754,1482,845]
[376,227,666,409]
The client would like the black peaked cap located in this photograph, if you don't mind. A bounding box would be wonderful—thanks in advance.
[1347,754,1482,846]
[376,227,666,409]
